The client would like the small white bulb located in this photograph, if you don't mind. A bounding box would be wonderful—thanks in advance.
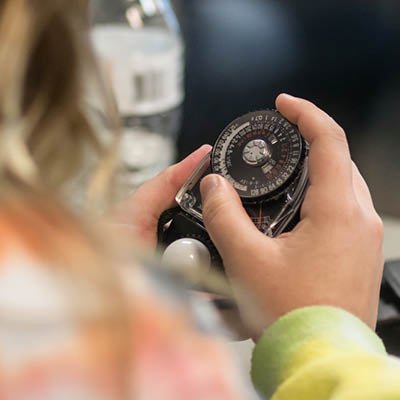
[162,238,211,280]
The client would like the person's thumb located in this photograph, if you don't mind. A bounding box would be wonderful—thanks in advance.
[200,174,265,265]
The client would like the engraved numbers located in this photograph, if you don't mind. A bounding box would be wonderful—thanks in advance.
[212,110,303,199]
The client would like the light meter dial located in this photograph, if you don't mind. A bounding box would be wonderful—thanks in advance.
[211,110,304,200]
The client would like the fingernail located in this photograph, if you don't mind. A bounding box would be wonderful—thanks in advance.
[200,174,221,199]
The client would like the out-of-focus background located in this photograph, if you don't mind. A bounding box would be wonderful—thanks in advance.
[172,0,400,220]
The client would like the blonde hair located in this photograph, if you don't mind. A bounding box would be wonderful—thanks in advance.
[0,0,119,205]
[0,1,132,395]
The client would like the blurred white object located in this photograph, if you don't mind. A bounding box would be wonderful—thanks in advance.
[91,0,184,195]
[162,238,211,281]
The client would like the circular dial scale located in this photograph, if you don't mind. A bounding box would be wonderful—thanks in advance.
[211,110,303,200]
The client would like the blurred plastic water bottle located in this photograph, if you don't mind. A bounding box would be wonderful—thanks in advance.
[90,0,184,195]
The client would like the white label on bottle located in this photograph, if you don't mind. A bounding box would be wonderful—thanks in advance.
[92,25,184,116]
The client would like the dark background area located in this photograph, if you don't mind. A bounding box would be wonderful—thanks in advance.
[172,0,400,218]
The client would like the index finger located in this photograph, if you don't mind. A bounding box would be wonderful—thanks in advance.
[276,94,353,196]
[112,145,212,245]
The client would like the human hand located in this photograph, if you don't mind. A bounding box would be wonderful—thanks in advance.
[200,94,384,334]
[113,145,212,249]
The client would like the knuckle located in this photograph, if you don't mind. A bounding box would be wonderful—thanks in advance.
[329,125,347,145]
[369,213,384,243]
[158,164,178,187]
[202,193,227,225]
[336,197,361,223]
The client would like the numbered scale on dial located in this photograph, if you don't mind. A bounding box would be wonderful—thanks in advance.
[211,110,304,201]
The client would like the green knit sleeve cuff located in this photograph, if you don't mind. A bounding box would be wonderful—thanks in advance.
[251,306,386,398]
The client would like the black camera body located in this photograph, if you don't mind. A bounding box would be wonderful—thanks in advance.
[158,110,309,270]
